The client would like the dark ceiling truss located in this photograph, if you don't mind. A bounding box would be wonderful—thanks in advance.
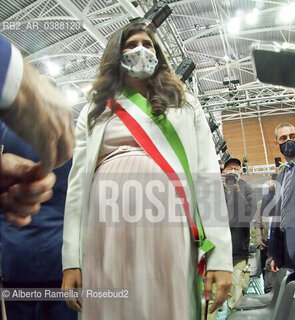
[199,85,295,121]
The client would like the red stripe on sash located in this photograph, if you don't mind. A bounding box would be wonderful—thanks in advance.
[107,100,200,242]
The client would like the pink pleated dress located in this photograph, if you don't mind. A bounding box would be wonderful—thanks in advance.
[81,116,199,320]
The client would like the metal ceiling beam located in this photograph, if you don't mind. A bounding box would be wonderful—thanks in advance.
[88,13,129,29]
[187,50,226,61]
[231,26,295,36]
[185,25,295,43]
[199,87,295,116]
[117,0,145,18]
[199,56,251,79]
[199,85,295,98]
[201,78,223,84]
[183,25,219,45]
[5,0,46,21]
[198,86,295,117]
[40,2,60,17]
[221,108,295,121]
[57,79,97,85]
[56,0,107,47]
[169,0,207,7]
[195,60,252,74]
[25,30,88,62]
[26,12,126,63]
[83,0,97,14]
[171,13,217,22]
[28,52,102,63]
[55,65,97,82]
[87,3,122,18]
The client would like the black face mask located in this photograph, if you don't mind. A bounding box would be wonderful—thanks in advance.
[280,140,295,158]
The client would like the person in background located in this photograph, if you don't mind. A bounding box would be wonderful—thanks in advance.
[209,157,256,319]
[267,123,295,271]
[0,34,75,226]
[62,20,233,320]
[252,173,277,293]
[0,120,77,320]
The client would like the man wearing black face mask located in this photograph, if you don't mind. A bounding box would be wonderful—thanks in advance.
[268,123,295,270]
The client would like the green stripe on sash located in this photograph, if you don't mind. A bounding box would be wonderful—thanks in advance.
[122,87,214,254]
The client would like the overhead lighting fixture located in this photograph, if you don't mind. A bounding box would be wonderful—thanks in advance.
[215,139,227,154]
[221,151,231,163]
[246,8,260,25]
[81,84,93,93]
[242,156,248,173]
[46,61,60,77]
[227,17,241,35]
[144,1,172,28]
[223,75,240,86]
[223,55,230,62]
[279,3,295,24]
[236,9,245,18]
[209,120,219,133]
[175,58,195,83]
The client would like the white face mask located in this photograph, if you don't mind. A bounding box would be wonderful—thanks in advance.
[121,46,158,79]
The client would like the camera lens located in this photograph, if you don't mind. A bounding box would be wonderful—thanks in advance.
[226,173,237,185]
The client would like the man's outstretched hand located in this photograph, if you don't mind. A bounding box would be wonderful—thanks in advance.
[0,153,56,226]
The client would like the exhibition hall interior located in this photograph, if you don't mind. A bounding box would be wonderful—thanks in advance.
[1,0,295,320]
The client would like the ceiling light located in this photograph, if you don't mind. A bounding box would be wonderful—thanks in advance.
[221,151,230,163]
[279,3,295,24]
[246,8,260,25]
[227,17,241,35]
[223,55,230,62]
[175,58,195,83]
[144,1,172,28]
[223,75,240,85]
[209,120,219,133]
[66,89,79,103]
[215,139,227,154]
[236,9,245,18]
[81,84,93,93]
[46,61,60,77]
[255,1,264,10]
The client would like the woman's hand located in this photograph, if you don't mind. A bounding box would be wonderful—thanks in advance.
[62,268,83,312]
[270,260,279,273]
[204,270,232,314]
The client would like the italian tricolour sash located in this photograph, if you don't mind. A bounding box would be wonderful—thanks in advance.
[107,87,215,275]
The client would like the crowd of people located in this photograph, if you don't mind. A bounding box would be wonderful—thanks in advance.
[0,20,295,320]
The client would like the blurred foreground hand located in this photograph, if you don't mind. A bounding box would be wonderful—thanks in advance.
[0,60,75,175]
[0,153,56,227]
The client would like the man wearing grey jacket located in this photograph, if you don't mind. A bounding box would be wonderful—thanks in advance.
[208,157,256,319]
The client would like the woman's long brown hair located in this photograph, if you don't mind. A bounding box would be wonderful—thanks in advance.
[88,21,185,131]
